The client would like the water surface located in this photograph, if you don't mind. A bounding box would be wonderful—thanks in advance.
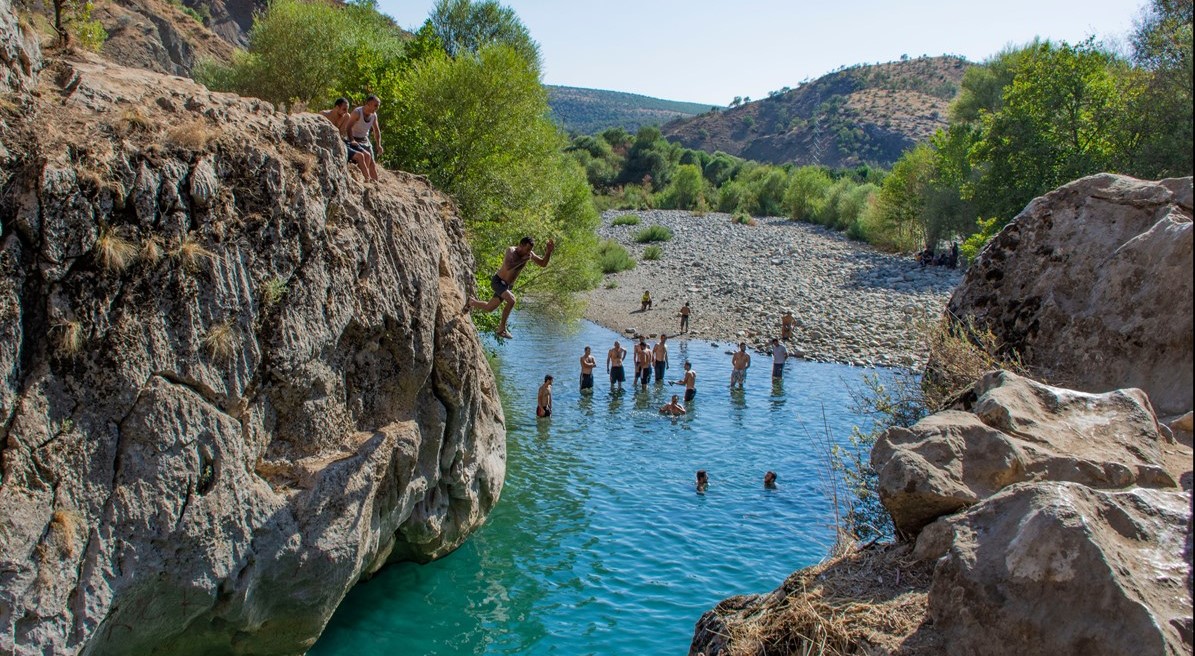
[311,318,883,655]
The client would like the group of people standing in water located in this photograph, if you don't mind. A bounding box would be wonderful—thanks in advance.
[464,234,792,492]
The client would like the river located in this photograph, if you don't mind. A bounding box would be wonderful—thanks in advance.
[310,316,888,655]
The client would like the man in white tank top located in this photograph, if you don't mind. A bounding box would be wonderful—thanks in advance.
[341,95,383,163]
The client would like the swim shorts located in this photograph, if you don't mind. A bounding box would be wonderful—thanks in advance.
[610,366,625,383]
[490,275,511,299]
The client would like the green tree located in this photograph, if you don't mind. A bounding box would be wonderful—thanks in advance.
[969,40,1136,223]
[782,166,832,222]
[387,44,599,302]
[1127,0,1193,177]
[428,0,540,69]
[661,164,707,210]
[871,143,936,250]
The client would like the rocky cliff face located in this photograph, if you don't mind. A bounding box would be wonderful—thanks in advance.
[0,22,504,656]
[96,0,235,76]
[948,174,1193,417]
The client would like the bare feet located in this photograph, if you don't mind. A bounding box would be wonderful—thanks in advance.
[496,329,513,339]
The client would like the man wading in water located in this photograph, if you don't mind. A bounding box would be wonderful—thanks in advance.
[467,237,555,339]
[607,340,628,390]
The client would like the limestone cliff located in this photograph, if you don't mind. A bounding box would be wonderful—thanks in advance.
[0,12,504,655]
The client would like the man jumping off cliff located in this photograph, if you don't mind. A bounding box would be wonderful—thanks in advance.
[467,237,555,339]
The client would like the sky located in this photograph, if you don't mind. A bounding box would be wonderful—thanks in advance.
[374,0,1148,106]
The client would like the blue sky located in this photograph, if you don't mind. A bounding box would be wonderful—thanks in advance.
[375,0,1147,105]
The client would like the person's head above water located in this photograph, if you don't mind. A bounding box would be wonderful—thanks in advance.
[671,394,680,403]
[584,346,591,354]
[764,471,777,487]
[684,360,691,370]
[739,342,747,351]
[543,374,553,383]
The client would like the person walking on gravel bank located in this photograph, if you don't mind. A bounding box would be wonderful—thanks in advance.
[579,346,596,392]
[607,341,628,390]
[781,310,795,340]
[467,237,555,339]
[678,302,691,333]
[652,335,669,383]
[730,342,751,390]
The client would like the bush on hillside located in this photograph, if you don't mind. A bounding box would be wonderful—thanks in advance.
[641,245,662,260]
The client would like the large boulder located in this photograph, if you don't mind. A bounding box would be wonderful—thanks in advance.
[920,482,1192,656]
[873,370,1179,537]
[0,51,504,655]
[948,173,1193,416]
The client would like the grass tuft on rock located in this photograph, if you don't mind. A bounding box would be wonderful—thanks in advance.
[94,227,136,271]
[634,225,673,243]
[203,321,236,360]
[611,214,640,226]
[642,245,662,261]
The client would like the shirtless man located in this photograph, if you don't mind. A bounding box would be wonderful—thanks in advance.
[635,337,653,389]
[607,340,627,390]
[780,310,795,340]
[660,394,686,416]
[536,375,553,418]
[652,335,669,383]
[730,342,751,389]
[678,302,691,333]
[696,470,709,493]
[579,346,596,392]
[320,98,376,181]
[672,360,697,403]
[467,237,555,339]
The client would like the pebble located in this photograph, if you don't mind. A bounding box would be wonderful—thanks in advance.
[585,210,963,367]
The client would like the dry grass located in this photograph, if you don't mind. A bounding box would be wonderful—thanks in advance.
[165,120,221,151]
[202,321,236,360]
[172,235,215,271]
[120,107,153,133]
[0,94,20,114]
[141,235,164,264]
[54,320,83,355]
[922,314,1025,410]
[94,227,137,271]
[49,510,82,558]
[706,544,935,656]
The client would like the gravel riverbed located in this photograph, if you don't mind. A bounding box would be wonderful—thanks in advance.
[582,210,964,368]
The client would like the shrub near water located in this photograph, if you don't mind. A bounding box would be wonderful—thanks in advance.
[597,240,635,273]
[634,225,673,243]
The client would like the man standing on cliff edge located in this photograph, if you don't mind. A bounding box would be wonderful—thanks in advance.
[467,236,555,339]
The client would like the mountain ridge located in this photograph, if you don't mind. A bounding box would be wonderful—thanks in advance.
[547,84,715,135]
[663,55,971,168]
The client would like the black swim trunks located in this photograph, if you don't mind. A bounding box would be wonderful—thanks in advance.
[654,362,666,381]
[684,388,696,403]
[490,274,511,299]
[610,366,625,383]
[581,373,594,389]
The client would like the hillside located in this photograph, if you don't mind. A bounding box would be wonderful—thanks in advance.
[547,85,715,135]
[663,56,971,168]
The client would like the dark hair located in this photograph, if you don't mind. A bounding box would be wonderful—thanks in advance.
[365,94,380,104]
[544,374,553,382]
[696,470,708,479]
[334,97,349,108]
[684,360,691,366]
[519,237,534,246]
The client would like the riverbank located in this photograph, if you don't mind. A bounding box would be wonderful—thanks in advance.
[584,210,963,367]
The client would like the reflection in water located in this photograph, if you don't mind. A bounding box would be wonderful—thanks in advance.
[312,316,893,656]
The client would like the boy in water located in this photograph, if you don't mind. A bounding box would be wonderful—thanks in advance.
[467,237,555,339]
[730,342,751,389]
[660,395,686,416]
[652,334,669,383]
[536,375,553,418]
[607,340,627,390]
[673,360,697,403]
[579,346,596,392]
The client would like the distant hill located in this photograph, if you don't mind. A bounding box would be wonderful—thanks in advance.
[547,86,716,135]
[663,56,972,169]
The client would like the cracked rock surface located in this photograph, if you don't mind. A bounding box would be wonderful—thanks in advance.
[0,33,504,656]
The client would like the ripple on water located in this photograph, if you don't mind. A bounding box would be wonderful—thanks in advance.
[311,317,892,656]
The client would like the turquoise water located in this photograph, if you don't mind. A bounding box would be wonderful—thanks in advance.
[311,318,883,655]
